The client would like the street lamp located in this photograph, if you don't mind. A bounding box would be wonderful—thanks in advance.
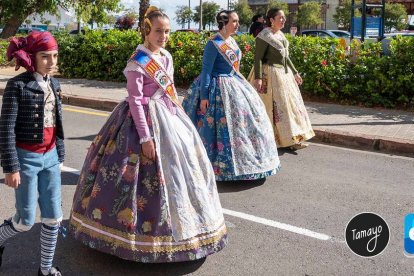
[199,0,203,31]
[188,0,191,29]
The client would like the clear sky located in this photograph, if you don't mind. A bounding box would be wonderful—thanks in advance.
[121,0,230,30]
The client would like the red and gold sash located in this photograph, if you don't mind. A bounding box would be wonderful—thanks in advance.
[129,46,180,106]
[211,34,242,77]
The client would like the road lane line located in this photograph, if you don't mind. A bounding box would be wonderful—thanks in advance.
[63,107,109,117]
[222,208,331,241]
[61,165,332,241]
[61,165,81,175]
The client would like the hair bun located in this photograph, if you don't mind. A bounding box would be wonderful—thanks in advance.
[145,6,159,17]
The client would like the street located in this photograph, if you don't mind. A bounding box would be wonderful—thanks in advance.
[0,103,413,276]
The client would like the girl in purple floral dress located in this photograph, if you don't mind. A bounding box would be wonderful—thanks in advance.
[69,7,227,263]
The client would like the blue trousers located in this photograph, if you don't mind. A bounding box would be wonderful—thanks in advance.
[12,147,62,230]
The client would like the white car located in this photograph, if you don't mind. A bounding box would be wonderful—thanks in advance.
[381,32,414,54]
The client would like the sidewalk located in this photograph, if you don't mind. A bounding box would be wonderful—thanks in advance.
[1,67,413,157]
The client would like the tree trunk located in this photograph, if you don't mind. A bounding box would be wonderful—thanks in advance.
[0,14,25,39]
[138,0,150,29]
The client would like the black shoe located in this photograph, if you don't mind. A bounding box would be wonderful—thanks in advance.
[0,245,4,267]
[38,267,62,276]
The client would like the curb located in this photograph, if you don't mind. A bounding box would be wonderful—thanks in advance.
[312,128,414,157]
[0,87,120,112]
[61,95,119,112]
[1,87,414,157]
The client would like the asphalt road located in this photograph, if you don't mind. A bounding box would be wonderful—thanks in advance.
[0,103,413,276]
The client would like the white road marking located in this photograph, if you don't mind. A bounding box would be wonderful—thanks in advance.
[61,165,81,175]
[222,208,331,241]
[61,165,332,241]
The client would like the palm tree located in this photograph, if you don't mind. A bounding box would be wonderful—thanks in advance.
[138,0,150,29]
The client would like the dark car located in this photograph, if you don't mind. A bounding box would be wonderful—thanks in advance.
[69,29,86,35]
[330,30,351,38]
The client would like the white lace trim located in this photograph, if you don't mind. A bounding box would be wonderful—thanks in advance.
[257,28,289,58]
[139,136,153,144]
[219,77,280,176]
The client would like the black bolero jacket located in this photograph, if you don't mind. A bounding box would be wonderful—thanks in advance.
[0,71,65,173]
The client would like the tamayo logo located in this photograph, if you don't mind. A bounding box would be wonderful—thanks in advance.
[345,212,390,257]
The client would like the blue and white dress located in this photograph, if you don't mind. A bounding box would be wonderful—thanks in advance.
[183,34,280,181]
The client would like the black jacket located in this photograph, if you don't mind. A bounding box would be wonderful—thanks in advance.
[0,71,65,173]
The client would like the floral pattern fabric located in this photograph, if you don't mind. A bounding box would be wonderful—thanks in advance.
[183,75,280,181]
[70,101,227,263]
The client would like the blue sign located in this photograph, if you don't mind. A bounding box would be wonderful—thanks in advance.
[352,17,382,37]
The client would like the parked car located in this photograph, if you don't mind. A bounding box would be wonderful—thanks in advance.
[69,29,86,35]
[330,30,351,38]
[16,27,45,34]
[380,32,414,54]
[301,30,340,38]
[302,29,370,39]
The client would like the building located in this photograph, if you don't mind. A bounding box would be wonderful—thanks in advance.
[23,7,77,31]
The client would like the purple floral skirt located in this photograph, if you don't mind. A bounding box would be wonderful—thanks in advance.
[70,101,227,263]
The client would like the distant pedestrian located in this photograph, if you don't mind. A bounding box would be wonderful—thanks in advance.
[183,10,280,181]
[69,6,227,263]
[0,31,65,276]
[249,14,265,37]
[248,8,315,150]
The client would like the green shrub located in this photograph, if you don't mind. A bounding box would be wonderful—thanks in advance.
[57,29,141,82]
[166,32,208,86]
[53,30,414,109]
[290,36,414,108]
[0,39,10,66]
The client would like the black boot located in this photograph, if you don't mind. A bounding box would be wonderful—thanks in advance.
[38,266,62,276]
[0,245,4,267]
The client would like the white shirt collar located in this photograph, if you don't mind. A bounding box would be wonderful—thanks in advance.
[33,72,49,83]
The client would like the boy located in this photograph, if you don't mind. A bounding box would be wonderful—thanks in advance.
[0,31,65,276]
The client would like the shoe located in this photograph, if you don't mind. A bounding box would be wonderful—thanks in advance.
[289,143,309,150]
[38,267,62,276]
[0,245,4,267]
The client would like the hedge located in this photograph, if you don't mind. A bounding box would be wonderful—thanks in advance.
[0,39,10,66]
[2,30,414,108]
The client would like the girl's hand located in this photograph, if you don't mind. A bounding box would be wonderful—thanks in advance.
[5,172,20,188]
[254,79,263,93]
[294,73,303,85]
[200,99,209,115]
[142,140,156,160]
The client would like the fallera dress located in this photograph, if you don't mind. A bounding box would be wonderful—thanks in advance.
[183,34,281,181]
[248,28,315,147]
[69,45,227,263]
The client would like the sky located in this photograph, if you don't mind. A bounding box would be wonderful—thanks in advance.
[121,0,229,30]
